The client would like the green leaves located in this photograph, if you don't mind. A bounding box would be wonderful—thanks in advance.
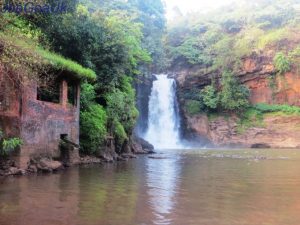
[106,76,139,132]
[80,104,108,154]
[200,85,219,110]
[185,100,203,115]
[165,0,300,72]
[185,72,250,114]
[0,129,23,156]
[274,52,291,75]
[219,71,250,112]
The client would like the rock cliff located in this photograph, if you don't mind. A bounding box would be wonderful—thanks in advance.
[174,49,300,148]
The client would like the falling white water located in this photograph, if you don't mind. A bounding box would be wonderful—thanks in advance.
[144,75,182,149]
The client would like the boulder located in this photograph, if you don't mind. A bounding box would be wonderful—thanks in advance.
[132,135,155,154]
[27,164,38,173]
[8,167,25,176]
[99,149,118,162]
[37,159,63,172]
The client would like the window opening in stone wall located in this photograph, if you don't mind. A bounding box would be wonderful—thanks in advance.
[37,78,60,104]
[68,82,78,106]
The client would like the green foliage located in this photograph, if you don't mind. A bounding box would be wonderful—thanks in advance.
[273,52,291,75]
[236,108,264,134]
[0,12,43,42]
[0,14,46,81]
[113,120,128,151]
[219,71,250,111]
[185,100,203,115]
[0,13,95,83]
[80,83,97,110]
[171,37,212,65]
[37,49,96,81]
[257,28,287,49]
[289,46,300,72]
[1,0,164,155]
[0,130,23,156]
[165,0,300,72]
[128,0,166,72]
[254,103,300,115]
[35,3,151,91]
[289,46,300,58]
[80,104,108,154]
[183,72,250,114]
[106,76,139,134]
[200,85,219,110]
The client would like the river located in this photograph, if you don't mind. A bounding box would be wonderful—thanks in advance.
[1,148,300,225]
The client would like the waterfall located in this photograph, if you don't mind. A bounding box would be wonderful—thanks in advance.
[144,75,182,149]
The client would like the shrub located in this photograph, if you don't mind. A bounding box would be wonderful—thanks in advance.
[200,85,219,110]
[113,120,128,152]
[185,100,203,115]
[236,108,264,134]
[80,105,107,154]
[106,76,139,134]
[254,103,300,115]
[80,83,96,110]
[172,37,212,65]
[257,28,287,49]
[219,71,250,111]
[0,129,23,156]
[273,52,291,75]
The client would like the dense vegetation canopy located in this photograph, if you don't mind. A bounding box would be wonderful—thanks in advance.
[0,0,165,155]
[165,0,300,115]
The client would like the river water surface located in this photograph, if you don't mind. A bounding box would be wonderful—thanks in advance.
[1,149,300,225]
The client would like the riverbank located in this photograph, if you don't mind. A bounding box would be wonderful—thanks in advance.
[0,136,155,177]
[0,152,151,177]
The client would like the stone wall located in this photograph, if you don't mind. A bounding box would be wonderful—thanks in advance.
[0,72,81,168]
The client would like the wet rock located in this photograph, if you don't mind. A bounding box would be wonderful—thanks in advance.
[117,156,128,161]
[0,170,6,176]
[37,159,63,172]
[132,135,155,154]
[0,160,16,171]
[8,167,25,176]
[251,143,271,149]
[131,141,144,154]
[27,165,38,173]
[121,153,137,159]
[80,156,102,164]
[99,149,118,162]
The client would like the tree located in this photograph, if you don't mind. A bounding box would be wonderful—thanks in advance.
[219,71,250,111]
[200,85,219,110]
[128,0,166,72]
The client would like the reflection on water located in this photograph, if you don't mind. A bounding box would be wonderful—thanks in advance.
[146,154,180,225]
[1,149,300,225]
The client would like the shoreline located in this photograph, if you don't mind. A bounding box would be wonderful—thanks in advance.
[0,151,154,177]
[2,148,300,177]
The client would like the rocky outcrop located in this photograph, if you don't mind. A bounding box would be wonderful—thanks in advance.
[0,159,26,176]
[173,42,300,148]
[185,113,300,148]
[174,49,300,107]
[131,135,155,154]
[29,157,64,173]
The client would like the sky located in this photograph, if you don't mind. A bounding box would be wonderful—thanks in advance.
[164,0,236,20]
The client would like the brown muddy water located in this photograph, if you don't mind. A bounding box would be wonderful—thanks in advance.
[1,149,300,225]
